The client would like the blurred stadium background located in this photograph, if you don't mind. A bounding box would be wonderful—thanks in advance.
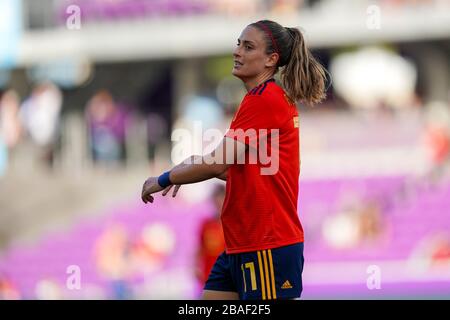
[1,0,450,300]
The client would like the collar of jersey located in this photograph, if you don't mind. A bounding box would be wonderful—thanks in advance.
[247,78,275,96]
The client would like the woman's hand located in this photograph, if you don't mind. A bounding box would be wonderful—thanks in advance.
[141,177,182,203]
[141,177,164,203]
[162,185,181,197]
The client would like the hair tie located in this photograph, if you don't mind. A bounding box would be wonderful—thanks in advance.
[286,27,295,40]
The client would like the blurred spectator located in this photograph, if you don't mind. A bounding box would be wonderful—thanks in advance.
[422,102,450,184]
[93,223,132,299]
[0,89,22,175]
[357,200,387,245]
[20,82,62,168]
[322,207,360,249]
[0,89,22,149]
[424,124,450,179]
[195,184,226,289]
[147,112,168,162]
[271,0,303,14]
[209,0,259,16]
[0,136,6,176]
[430,238,450,266]
[322,199,387,249]
[410,233,450,272]
[85,90,129,167]
[0,273,21,300]
[35,277,63,300]
[130,223,176,276]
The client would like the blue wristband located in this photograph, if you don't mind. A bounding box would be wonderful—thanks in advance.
[158,171,172,188]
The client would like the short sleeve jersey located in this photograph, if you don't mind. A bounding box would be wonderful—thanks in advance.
[222,78,304,254]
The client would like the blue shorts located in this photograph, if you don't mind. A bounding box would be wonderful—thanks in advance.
[204,242,304,300]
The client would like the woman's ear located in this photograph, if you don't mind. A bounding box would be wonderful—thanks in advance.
[265,52,280,68]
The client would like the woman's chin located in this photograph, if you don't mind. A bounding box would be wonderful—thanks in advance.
[232,68,243,77]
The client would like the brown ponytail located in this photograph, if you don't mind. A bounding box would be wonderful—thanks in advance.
[282,27,327,105]
[251,20,328,106]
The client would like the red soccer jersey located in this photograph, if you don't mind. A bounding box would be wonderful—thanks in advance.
[222,78,304,254]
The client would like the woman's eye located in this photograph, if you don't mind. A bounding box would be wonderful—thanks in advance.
[236,42,252,50]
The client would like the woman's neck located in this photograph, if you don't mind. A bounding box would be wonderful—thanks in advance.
[244,73,274,92]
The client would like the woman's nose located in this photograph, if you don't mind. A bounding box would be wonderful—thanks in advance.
[233,46,242,58]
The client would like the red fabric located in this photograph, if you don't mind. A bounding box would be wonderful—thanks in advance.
[197,218,225,284]
[222,80,304,254]
[426,127,450,165]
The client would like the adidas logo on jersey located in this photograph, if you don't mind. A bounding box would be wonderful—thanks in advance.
[281,280,293,289]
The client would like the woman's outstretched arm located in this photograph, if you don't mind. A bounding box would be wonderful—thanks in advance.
[141,137,245,203]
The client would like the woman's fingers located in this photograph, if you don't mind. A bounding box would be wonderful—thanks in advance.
[145,184,179,202]
[162,185,173,196]
[142,191,153,204]
[172,185,181,197]
[142,188,150,203]
[163,185,181,197]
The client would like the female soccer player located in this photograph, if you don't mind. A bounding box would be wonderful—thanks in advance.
[141,20,327,300]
